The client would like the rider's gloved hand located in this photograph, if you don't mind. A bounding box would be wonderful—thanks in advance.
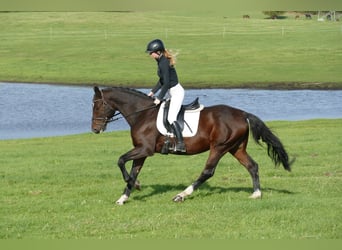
[154,98,161,105]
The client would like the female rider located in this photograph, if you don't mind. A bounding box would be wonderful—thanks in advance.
[146,39,186,152]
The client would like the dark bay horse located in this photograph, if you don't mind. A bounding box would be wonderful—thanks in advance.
[91,86,294,205]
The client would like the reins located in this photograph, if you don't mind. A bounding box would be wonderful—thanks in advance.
[92,93,157,124]
[106,104,157,124]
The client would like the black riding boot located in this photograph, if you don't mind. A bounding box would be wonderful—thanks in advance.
[171,121,186,153]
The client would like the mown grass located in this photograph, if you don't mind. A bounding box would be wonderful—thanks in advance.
[0,119,341,239]
[0,11,341,88]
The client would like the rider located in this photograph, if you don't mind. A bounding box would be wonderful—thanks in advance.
[146,39,186,153]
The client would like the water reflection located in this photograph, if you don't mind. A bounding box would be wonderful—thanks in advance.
[0,82,341,140]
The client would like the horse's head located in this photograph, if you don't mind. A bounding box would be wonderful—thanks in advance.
[91,86,117,134]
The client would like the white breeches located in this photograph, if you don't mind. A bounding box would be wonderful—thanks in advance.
[167,83,184,124]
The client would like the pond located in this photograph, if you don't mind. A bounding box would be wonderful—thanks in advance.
[1,82,341,140]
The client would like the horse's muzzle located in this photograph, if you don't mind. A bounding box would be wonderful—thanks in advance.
[92,118,107,134]
[92,128,101,134]
[92,126,106,134]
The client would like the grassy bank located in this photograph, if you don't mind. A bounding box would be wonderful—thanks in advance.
[0,119,341,239]
[0,11,341,89]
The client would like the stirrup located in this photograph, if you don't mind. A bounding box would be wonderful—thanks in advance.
[175,142,186,153]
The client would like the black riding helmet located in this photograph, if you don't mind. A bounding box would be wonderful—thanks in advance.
[146,39,165,53]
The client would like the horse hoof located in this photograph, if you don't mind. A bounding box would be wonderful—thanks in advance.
[172,195,184,202]
[249,190,262,199]
[134,180,141,191]
[116,194,128,205]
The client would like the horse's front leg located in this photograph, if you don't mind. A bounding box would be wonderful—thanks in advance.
[117,152,131,183]
[116,157,146,205]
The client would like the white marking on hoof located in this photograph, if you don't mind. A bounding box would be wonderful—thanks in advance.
[172,185,194,202]
[249,189,262,199]
[116,194,129,205]
[173,195,184,202]
[185,185,194,195]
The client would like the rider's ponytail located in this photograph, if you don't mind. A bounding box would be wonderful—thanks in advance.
[163,49,177,66]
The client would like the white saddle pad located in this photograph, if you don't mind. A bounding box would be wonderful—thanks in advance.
[156,102,204,137]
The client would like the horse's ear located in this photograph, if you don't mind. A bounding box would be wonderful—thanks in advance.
[93,86,102,97]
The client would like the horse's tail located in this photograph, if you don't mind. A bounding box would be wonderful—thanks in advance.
[245,112,294,171]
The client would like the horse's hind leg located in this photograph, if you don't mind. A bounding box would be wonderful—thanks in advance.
[173,150,222,202]
[232,148,262,199]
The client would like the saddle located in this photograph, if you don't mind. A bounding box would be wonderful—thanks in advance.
[162,98,200,133]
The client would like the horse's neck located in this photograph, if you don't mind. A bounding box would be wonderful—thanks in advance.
[106,90,152,123]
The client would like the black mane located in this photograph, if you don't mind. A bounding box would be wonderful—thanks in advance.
[105,87,151,100]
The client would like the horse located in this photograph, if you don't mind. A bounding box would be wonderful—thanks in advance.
[91,86,294,205]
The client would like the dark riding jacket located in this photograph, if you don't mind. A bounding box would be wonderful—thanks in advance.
[151,54,179,100]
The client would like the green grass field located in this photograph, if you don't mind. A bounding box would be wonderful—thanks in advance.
[0,11,341,88]
[1,119,341,239]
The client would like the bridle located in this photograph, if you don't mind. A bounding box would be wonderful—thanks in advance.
[92,94,157,127]
[92,98,120,127]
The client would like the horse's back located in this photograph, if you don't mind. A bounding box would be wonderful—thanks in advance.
[201,104,247,123]
[197,104,249,139]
